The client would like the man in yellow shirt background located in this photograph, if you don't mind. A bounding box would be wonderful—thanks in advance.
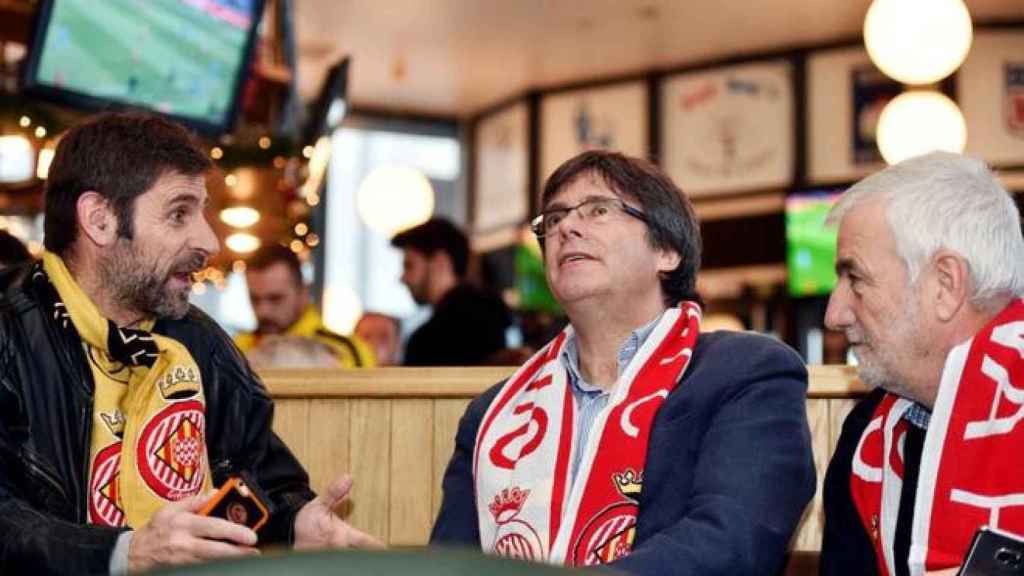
[235,244,375,368]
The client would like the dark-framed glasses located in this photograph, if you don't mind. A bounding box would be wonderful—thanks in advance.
[530,196,647,238]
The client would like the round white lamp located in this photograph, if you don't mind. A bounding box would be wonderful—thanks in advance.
[0,135,35,183]
[864,0,973,85]
[219,206,261,228]
[876,90,967,165]
[225,232,261,254]
[357,165,434,237]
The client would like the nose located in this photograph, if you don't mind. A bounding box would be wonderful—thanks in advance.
[253,299,273,318]
[195,214,220,257]
[824,288,853,331]
[554,206,586,240]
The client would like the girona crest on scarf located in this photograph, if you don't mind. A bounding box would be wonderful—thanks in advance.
[474,303,701,566]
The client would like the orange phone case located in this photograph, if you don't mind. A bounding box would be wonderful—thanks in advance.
[197,476,270,532]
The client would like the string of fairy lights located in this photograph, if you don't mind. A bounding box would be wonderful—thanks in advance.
[193,133,324,294]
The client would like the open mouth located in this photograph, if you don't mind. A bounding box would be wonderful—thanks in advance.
[559,252,595,267]
[169,269,196,287]
[169,270,192,284]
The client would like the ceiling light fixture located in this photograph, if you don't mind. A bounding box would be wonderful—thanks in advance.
[219,206,261,228]
[225,232,260,254]
[876,91,967,165]
[356,165,434,237]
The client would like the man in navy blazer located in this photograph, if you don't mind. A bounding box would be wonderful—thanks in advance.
[430,150,815,575]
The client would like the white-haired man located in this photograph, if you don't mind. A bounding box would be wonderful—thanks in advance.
[820,151,1024,576]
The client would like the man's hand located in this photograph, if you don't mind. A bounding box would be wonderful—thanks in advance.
[294,474,384,550]
[925,570,959,576]
[128,490,259,573]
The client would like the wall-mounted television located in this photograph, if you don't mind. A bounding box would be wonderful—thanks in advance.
[786,190,842,297]
[22,0,266,135]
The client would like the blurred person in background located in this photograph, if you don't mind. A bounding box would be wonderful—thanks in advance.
[236,243,375,368]
[246,335,344,369]
[391,218,512,366]
[355,311,402,366]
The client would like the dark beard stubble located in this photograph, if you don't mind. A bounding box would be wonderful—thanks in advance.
[100,240,206,320]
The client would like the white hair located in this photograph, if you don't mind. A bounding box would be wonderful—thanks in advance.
[829,151,1024,309]
[246,335,341,369]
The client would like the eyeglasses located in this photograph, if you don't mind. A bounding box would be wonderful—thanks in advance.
[530,196,647,238]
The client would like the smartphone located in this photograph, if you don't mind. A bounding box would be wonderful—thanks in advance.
[197,474,271,533]
[958,526,1024,576]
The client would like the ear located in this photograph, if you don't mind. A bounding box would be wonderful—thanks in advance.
[76,191,119,248]
[656,249,682,274]
[929,249,970,322]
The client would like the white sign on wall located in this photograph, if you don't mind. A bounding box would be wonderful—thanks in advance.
[539,81,648,188]
[474,101,530,233]
[661,60,794,197]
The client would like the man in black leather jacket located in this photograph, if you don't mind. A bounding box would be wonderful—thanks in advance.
[0,113,377,575]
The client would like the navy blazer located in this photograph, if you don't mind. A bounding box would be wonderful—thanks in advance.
[430,330,816,575]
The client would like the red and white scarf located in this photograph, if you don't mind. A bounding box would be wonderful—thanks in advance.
[851,298,1024,575]
[474,303,701,566]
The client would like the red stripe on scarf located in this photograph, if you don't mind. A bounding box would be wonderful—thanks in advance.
[473,332,567,477]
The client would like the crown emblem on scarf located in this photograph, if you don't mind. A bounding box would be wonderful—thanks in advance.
[100,410,126,437]
[489,486,531,524]
[157,365,201,400]
[613,469,643,499]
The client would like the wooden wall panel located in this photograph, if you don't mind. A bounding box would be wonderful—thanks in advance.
[828,399,858,452]
[389,400,435,545]
[306,399,352,496]
[347,399,392,542]
[272,399,310,465]
[432,399,471,520]
[793,398,829,552]
[261,366,868,550]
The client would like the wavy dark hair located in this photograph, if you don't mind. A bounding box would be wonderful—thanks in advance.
[539,150,702,307]
[390,218,470,278]
[44,112,211,256]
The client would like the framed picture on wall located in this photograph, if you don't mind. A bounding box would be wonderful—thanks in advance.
[539,80,648,188]
[958,29,1024,168]
[660,59,794,197]
[806,47,898,184]
[473,101,531,235]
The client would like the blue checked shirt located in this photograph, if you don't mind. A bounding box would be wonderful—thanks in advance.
[560,313,664,487]
[904,402,931,430]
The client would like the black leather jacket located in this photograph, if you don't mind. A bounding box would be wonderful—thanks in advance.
[0,264,316,575]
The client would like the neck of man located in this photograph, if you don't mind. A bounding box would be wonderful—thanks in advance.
[427,271,458,306]
[65,248,146,328]
[914,296,1011,410]
[568,295,668,390]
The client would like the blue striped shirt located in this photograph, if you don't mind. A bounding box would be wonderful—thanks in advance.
[561,313,664,487]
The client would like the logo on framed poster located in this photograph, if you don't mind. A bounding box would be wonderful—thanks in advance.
[1005,62,1024,140]
[676,75,781,177]
[660,60,793,196]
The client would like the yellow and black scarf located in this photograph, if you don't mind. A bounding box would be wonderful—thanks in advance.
[36,252,211,528]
